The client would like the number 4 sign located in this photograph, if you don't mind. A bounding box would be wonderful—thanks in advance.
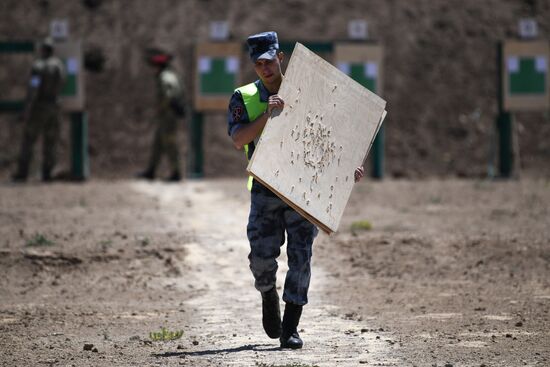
[348,20,368,40]
[50,19,69,40]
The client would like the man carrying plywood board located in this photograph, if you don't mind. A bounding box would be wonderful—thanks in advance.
[228,31,381,350]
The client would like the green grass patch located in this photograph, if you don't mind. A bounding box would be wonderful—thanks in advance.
[99,239,113,247]
[149,327,183,342]
[137,236,150,246]
[350,220,373,232]
[25,233,55,247]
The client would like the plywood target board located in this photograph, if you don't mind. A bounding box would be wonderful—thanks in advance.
[194,42,241,112]
[502,40,549,112]
[247,43,387,234]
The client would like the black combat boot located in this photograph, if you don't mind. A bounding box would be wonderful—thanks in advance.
[136,169,155,180]
[166,170,182,182]
[42,169,53,182]
[11,173,27,183]
[280,302,303,349]
[261,287,282,338]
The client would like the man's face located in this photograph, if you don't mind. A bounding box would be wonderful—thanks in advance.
[253,53,283,84]
[41,46,53,58]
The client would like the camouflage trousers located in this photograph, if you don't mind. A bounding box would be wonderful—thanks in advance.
[247,180,319,305]
[15,102,60,178]
[147,113,180,173]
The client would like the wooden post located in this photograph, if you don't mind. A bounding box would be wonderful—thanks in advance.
[496,41,512,178]
[70,111,89,180]
[371,124,385,179]
[496,112,513,178]
[189,111,204,178]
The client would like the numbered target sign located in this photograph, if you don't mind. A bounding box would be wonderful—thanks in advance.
[195,42,240,111]
[502,40,549,111]
[348,20,368,40]
[209,21,229,41]
[50,19,69,40]
[518,18,538,39]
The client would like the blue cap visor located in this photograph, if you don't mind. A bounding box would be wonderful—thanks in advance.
[252,48,277,62]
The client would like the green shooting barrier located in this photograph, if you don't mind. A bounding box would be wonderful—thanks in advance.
[0,41,34,112]
[200,58,236,94]
[509,57,546,95]
[342,61,384,179]
[61,74,78,96]
[349,64,377,92]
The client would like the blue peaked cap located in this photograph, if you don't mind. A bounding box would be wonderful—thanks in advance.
[247,31,279,62]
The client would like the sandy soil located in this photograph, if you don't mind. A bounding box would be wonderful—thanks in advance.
[1,178,549,366]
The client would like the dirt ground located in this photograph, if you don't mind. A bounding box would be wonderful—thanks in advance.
[0,178,549,366]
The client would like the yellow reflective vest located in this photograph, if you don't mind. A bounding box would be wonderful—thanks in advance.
[235,82,268,190]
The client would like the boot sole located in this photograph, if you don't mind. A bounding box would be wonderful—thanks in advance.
[266,331,282,339]
[280,342,303,349]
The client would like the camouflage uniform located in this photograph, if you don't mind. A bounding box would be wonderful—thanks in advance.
[228,79,319,306]
[248,180,319,305]
[14,51,65,180]
[145,68,183,177]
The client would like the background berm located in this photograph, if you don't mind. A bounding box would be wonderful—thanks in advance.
[1,1,549,366]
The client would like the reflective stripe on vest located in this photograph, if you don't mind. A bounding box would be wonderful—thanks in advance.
[236,82,268,190]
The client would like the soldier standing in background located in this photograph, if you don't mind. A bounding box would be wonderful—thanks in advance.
[12,37,65,182]
[137,50,184,182]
